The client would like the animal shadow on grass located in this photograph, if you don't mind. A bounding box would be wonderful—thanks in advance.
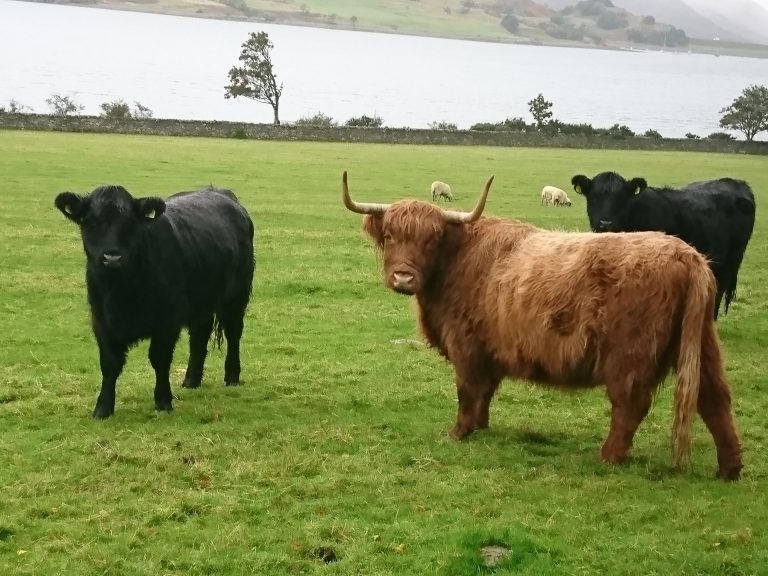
[474,426,685,481]
[511,427,583,457]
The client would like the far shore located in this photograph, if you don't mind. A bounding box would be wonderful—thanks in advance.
[41,0,768,60]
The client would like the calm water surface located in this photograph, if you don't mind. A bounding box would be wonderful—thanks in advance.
[2,0,767,138]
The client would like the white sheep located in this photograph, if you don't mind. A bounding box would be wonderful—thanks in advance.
[431,181,454,202]
[541,185,572,207]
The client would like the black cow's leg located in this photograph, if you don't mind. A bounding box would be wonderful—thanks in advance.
[182,316,215,389]
[148,328,181,412]
[220,306,245,386]
[93,340,127,419]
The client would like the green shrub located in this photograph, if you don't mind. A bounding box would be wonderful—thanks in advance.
[133,102,153,119]
[46,94,83,117]
[428,121,458,131]
[100,100,132,121]
[501,14,519,34]
[707,131,735,141]
[345,114,383,128]
[604,123,635,139]
[294,112,337,127]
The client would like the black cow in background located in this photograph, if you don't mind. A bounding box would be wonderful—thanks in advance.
[55,185,255,418]
[571,171,755,319]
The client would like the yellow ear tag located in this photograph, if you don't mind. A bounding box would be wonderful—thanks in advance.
[64,205,73,214]
[575,185,582,194]
[146,209,156,219]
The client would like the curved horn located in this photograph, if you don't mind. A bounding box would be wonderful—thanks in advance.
[342,171,390,215]
[442,176,494,223]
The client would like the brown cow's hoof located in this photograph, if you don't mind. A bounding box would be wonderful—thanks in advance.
[449,424,473,439]
[599,452,629,466]
[600,441,631,465]
[717,464,742,481]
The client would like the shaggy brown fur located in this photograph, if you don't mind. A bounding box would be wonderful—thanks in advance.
[359,202,742,480]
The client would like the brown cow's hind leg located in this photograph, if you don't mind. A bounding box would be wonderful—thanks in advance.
[698,324,743,480]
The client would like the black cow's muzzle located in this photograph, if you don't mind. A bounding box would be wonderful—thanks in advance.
[595,219,613,232]
[101,252,123,269]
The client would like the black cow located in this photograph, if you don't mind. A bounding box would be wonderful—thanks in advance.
[571,172,755,319]
[55,185,255,418]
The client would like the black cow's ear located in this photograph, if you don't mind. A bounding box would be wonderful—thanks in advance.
[628,178,647,194]
[55,192,86,223]
[136,197,166,221]
[571,175,591,196]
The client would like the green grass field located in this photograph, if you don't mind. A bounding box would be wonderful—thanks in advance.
[1,130,767,575]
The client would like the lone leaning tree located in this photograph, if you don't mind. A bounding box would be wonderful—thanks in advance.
[225,31,283,126]
[719,84,768,142]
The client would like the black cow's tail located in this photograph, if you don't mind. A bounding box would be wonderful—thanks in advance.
[212,317,225,350]
[723,285,737,316]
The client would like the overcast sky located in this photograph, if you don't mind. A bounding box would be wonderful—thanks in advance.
[687,0,768,13]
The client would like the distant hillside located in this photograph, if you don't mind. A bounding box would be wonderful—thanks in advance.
[527,0,691,48]
[27,0,768,57]
[538,0,768,43]
[611,0,737,41]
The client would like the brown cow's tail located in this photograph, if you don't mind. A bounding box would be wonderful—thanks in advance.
[672,256,714,470]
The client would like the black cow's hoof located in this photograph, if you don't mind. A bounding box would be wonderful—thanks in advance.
[181,379,201,389]
[154,401,174,412]
[224,380,240,387]
[92,405,114,419]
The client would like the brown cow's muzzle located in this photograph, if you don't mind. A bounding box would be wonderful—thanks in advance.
[391,271,416,295]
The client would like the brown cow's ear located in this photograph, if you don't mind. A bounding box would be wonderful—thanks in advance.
[55,192,86,223]
[629,178,647,194]
[136,197,166,221]
[571,175,591,196]
[362,214,385,247]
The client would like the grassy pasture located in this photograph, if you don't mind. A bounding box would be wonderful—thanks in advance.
[1,130,767,575]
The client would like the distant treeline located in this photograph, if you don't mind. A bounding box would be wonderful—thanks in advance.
[467,117,734,141]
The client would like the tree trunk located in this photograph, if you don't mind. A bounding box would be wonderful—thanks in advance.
[272,104,280,126]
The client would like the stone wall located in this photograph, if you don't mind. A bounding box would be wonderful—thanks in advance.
[1,113,766,154]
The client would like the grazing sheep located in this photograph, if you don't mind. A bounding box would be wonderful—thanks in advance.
[541,185,572,207]
[431,181,454,202]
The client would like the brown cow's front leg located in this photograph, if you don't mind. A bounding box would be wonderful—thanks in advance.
[449,368,502,439]
[601,381,652,464]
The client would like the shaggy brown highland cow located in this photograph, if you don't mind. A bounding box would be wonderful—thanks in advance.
[343,171,742,480]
